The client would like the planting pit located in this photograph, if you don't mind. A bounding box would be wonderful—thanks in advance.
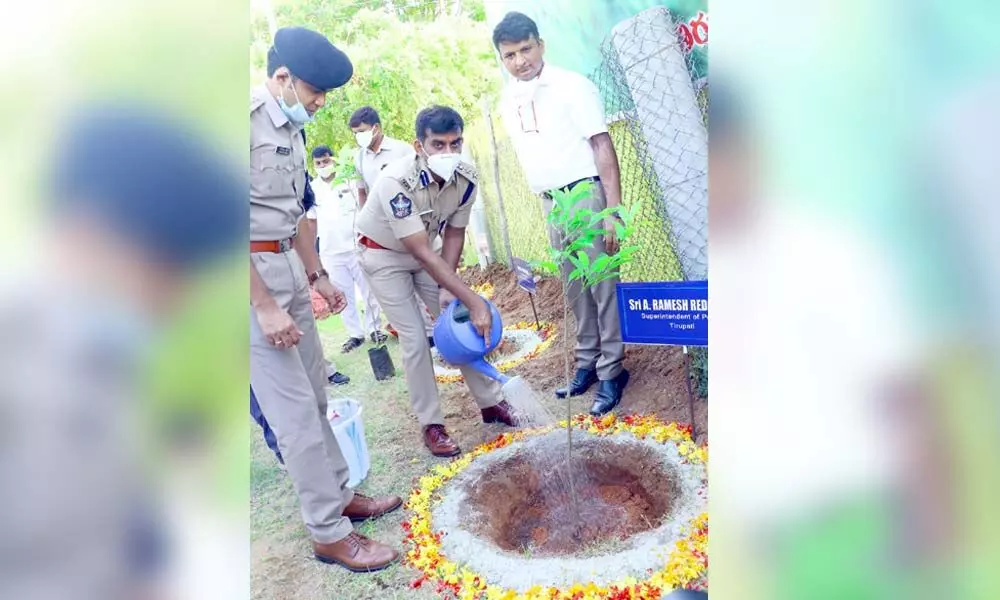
[464,440,675,556]
[429,428,706,592]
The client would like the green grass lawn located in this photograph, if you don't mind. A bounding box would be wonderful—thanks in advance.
[252,314,445,600]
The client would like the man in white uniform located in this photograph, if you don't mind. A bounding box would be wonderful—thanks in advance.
[309,145,386,352]
[494,12,628,415]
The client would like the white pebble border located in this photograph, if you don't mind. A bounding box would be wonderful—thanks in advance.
[432,329,544,379]
[430,429,707,592]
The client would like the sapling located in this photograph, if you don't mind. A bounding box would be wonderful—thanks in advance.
[534,181,639,522]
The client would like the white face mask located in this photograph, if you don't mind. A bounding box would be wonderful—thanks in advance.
[355,129,374,149]
[426,152,461,181]
[316,164,335,179]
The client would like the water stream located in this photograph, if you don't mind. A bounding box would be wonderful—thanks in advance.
[500,375,555,427]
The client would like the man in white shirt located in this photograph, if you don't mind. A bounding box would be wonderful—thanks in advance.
[349,106,416,208]
[308,145,386,353]
[350,106,437,343]
[494,11,628,415]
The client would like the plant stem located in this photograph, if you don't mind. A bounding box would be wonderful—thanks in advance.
[562,277,580,524]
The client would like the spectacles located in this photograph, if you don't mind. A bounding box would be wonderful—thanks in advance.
[517,101,539,134]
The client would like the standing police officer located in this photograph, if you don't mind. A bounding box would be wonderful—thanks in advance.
[356,105,517,457]
[251,26,400,572]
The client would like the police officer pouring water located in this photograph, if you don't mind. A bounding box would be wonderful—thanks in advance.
[356,105,518,457]
[251,26,401,572]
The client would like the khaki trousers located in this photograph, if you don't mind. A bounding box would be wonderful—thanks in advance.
[250,250,354,544]
[359,246,502,426]
[323,250,382,339]
[542,184,625,381]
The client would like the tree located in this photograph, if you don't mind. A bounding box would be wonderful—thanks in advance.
[534,180,639,517]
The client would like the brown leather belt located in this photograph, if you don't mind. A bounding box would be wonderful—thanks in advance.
[250,237,295,253]
[358,235,388,250]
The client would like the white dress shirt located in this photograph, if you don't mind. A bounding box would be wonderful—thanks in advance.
[499,63,608,193]
[354,136,415,191]
[307,179,359,262]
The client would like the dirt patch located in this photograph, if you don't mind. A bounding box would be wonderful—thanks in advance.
[462,438,676,556]
[454,265,708,444]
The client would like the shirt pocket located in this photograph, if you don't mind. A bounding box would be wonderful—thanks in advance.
[251,146,296,199]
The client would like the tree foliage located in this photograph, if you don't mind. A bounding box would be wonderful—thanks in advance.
[536,181,640,288]
[251,2,500,169]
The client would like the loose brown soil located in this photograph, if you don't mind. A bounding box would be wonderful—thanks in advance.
[462,438,677,556]
[448,264,707,444]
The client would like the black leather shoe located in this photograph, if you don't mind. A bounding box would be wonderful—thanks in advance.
[555,368,599,398]
[370,331,388,345]
[341,337,364,353]
[328,371,351,386]
[589,369,630,416]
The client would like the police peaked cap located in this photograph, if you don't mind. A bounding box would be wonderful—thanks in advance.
[272,27,353,91]
[51,106,246,271]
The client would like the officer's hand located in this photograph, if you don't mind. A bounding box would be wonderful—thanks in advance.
[469,297,493,348]
[314,277,348,315]
[439,287,456,311]
[257,303,302,348]
[603,217,620,254]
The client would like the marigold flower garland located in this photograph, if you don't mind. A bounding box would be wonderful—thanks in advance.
[472,282,495,299]
[403,414,708,599]
[434,321,557,384]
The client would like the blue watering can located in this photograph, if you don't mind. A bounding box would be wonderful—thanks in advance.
[432,298,510,384]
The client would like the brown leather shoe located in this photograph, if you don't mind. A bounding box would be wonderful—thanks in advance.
[481,400,518,427]
[343,491,402,522]
[423,424,461,457]
[313,531,399,573]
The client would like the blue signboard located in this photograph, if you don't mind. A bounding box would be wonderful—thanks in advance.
[616,280,707,346]
[511,257,537,294]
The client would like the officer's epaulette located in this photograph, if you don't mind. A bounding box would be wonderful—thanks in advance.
[456,160,479,184]
[250,93,265,113]
[399,164,421,192]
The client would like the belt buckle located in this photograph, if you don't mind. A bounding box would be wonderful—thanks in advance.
[278,238,293,253]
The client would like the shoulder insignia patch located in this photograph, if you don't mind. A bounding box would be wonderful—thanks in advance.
[250,95,265,113]
[455,160,479,184]
[400,169,419,192]
[390,193,413,219]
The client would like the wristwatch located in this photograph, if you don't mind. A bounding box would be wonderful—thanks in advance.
[308,269,329,284]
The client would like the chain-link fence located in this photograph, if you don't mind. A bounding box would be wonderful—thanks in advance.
[465,6,709,396]
[594,6,708,282]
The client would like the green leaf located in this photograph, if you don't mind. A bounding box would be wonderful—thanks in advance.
[575,250,591,270]
[591,254,611,274]
[615,246,640,262]
[533,260,559,274]
[614,221,626,240]
[567,267,585,282]
[573,208,594,224]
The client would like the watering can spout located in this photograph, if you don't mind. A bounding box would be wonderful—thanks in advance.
[469,357,510,385]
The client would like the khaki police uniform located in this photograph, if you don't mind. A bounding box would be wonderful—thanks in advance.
[249,84,354,544]
[356,137,437,335]
[356,155,502,426]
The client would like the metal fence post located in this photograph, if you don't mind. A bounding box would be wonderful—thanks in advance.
[481,100,515,267]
